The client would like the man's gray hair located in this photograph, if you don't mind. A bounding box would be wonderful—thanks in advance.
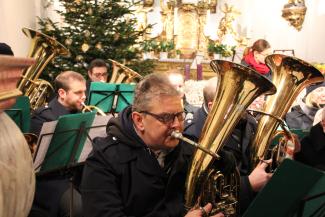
[203,76,218,106]
[132,73,180,112]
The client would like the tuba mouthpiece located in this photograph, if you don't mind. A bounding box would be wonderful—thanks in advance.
[171,131,182,139]
[171,131,219,159]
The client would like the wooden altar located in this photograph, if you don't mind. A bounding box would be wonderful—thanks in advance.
[153,58,216,80]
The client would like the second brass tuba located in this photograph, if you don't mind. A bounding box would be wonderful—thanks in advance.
[18,28,69,110]
[108,59,142,83]
[184,60,276,215]
[250,54,324,169]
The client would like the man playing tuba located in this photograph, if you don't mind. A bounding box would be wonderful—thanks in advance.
[81,73,226,217]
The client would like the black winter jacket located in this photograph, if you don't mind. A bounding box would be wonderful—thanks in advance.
[286,104,319,131]
[294,123,325,170]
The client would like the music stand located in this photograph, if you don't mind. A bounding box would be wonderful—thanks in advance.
[33,112,95,174]
[87,82,116,113]
[243,159,324,217]
[33,112,111,217]
[297,175,325,217]
[4,95,30,133]
[87,82,135,114]
[115,83,135,113]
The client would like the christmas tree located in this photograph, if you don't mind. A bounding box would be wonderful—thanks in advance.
[38,0,154,82]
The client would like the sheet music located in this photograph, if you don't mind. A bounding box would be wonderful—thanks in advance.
[33,120,58,171]
[33,115,112,172]
[78,115,112,162]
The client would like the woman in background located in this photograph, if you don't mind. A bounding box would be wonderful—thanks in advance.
[241,39,272,80]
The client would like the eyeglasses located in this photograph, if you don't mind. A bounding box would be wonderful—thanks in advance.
[93,72,108,78]
[140,111,185,125]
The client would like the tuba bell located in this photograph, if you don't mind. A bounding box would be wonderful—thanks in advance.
[181,60,276,215]
[17,28,69,110]
[108,59,142,83]
[250,54,324,170]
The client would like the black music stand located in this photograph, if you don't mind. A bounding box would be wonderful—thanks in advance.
[33,112,96,217]
[87,82,116,113]
[115,83,135,112]
[87,82,135,114]
[243,159,324,217]
[34,112,96,174]
[296,175,325,217]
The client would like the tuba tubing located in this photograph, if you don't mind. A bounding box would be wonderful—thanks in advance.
[18,28,69,110]
[81,102,107,116]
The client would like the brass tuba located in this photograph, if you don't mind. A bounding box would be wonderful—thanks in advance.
[17,28,69,110]
[250,54,324,169]
[108,59,142,83]
[182,60,276,215]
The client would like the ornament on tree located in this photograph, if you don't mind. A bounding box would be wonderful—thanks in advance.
[65,38,73,46]
[68,7,77,12]
[84,30,91,38]
[95,42,103,50]
[74,0,82,4]
[81,43,90,52]
[76,55,84,62]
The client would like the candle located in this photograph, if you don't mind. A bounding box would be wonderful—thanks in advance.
[197,64,203,80]
[184,64,190,80]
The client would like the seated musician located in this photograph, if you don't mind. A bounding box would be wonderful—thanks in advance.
[81,73,225,217]
[86,58,109,97]
[29,71,86,217]
[294,107,325,170]
[30,71,86,136]
[286,82,325,131]
[184,77,272,215]
[165,70,199,119]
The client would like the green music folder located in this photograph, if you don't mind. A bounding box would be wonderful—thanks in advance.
[116,83,135,112]
[87,82,116,113]
[5,96,30,133]
[243,159,324,217]
[38,112,96,174]
[87,82,135,114]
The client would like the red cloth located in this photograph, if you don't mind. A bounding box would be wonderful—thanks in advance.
[244,51,270,74]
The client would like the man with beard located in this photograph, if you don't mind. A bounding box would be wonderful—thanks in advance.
[30,70,87,136]
[81,73,224,217]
